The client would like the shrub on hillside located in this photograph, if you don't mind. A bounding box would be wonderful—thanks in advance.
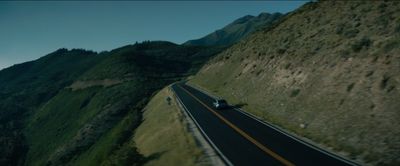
[383,39,400,53]
[335,23,345,34]
[395,19,400,33]
[277,48,286,54]
[290,89,301,97]
[344,29,360,38]
[352,37,372,52]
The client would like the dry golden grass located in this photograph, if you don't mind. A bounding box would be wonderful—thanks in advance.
[134,87,206,166]
[190,1,400,165]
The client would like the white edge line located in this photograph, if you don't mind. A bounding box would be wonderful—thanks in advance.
[186,83,360,166]
[171,85,234,166]
[234,108,359,166]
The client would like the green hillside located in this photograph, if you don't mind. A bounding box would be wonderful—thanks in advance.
[184,12,283,46]
[0,41,223,166]
[190,1,400,165]
[0,49,104,166]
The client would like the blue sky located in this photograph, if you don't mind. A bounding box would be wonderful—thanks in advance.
[0,1,307,69]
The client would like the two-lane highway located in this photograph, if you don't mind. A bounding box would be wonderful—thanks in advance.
[171,83,358,166]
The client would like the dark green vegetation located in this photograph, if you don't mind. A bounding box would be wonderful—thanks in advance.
[184,12,283,46]
[0,41,224,166]
[0,49,103,166]
[190,1,400,165]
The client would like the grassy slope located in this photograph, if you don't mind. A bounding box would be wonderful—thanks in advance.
[24,87,101,166]
[24,80,147,166]
[0,49,103,166]
[0,49,103,122]
[71,105,144,166]
[16,41,222,166]
[134,87,206,166]
[190,1,400,165]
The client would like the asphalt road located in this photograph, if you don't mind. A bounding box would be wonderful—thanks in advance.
[171,83,358,166]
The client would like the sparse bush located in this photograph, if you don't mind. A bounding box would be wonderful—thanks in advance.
[339,50,350,59]
[380,75,390,90]
[330,63,336,68]
[387,85,395,93]
[352,44,362,52]
[314,45,321,52]
[347,83,355,92]
[344,29,359,38]
[371,55,379,63]
[352,37,372,52]
[256,70,264,76]
[336,23,345,35]
[370,104,375,110]
[104,146,146,166]
[277,48,286,54]
[383,39,400,53]
[376,16,389,28]
[339,99,345,106]
[365,71,374,77]
[360,6,372,13]
[285,63,291,69]
[378,2,388,13]
[395,25,400,34]
[290,89,301,97]
[395,21,400,33]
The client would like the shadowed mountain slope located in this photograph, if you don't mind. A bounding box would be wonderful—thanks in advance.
[0,41,223,166]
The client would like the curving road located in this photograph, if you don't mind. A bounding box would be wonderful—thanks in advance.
[171,83,358,166]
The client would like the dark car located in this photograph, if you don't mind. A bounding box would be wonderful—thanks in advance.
[213,99,228,109]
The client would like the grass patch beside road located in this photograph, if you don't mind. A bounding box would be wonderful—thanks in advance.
[134,86,206,166]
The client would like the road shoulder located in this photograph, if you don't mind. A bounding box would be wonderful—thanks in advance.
[134,85,223,166]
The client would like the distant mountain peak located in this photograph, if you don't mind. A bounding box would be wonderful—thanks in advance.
[232,15,255,24]
[258,12,270,16]
[183,12,283,46]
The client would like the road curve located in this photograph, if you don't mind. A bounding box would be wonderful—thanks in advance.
[171,83,358,166]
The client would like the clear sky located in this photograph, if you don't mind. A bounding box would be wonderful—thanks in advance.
[0,1,307,69]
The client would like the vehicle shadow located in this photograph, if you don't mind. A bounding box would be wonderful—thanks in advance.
[230,103,248,109]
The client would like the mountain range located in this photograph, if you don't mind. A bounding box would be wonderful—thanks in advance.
[1,1,400,166]
[184,12,283,46]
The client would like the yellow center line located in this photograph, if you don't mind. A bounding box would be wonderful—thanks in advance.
[178,85,295,166]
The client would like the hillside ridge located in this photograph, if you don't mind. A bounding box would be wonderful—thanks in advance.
[190,1,400,165]
[184,12,283,46]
